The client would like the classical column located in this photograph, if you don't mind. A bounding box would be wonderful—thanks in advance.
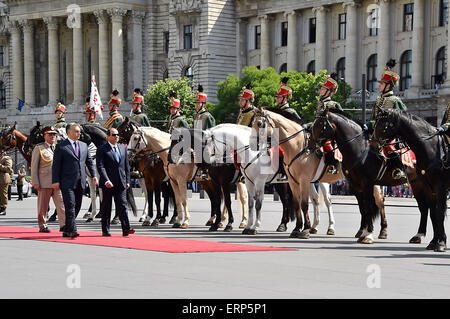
[44,16,60,105]
[72,15,84,103]
[343,2,359,90]
[127,10,145,94]
[94,9,110,101]
[108,7,127,98]
[378,0,391,77]
[313,6,328,73]
[9,21,23,102]
[259,15,270,69]
[410,0,425,90]
[236,18,248,75]
[285,11,298,72]
[20,20,35,106]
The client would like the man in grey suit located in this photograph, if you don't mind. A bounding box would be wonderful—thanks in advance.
[52,123,98,238]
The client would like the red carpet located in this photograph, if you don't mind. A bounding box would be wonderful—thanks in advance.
[0,226,295,253]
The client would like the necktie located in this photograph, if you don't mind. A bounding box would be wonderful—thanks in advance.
[74,141,79,157]
[114,146,120,163]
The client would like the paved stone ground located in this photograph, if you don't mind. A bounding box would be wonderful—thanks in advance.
[0,192,449,300]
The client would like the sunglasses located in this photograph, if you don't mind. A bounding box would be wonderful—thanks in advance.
[110,134,119,137]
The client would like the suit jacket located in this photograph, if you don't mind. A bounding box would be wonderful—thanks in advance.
[31,143,56,188]
[96,143,130,189]
[0,156,13,185]
[52,139,96,190]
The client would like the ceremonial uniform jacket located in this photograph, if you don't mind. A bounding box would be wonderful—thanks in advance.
[130,111,151,127]
[167,113,189,134]
[194,109,216,130]
[0,156,13,185]
[279,103,302,121]
[441,103,450,132]
[31,143,56,189]
[236,106,255,127]
[54,118,67,129]
[104,110,124,130]
[372,91,407,119]
[316,97,343,114]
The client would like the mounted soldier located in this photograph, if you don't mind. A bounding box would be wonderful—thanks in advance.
[84,97,100,124]
[193,85,215,130]
[54,102,67,129]
[104,90,124,130]
[276,77,302,121]
[130,88,151,127]
[237,83,256,127]
[166,91,189,134]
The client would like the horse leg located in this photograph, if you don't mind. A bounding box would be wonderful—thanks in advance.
[359,190,379,244]
[275,184,289,232]
[427,189,447,252]
[138,178,148,222]
[297,180,312,239]
[167,183,178,224]
[354,192,368,241]
[170,180,184,228]
[319,183,335,235]
[208,186,222,232]
[309,183,320,234]
[143,189,153,227]
[222,184,234,232]
[236,182,248,228]
[243,182,255,235]
[178,181,190,229]
[252,183,264,235]
[154,185,163,222]
[409,186,429,244]
[373,186,388,239]
[289,181,304,238]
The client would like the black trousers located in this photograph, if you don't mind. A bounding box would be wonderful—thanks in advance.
[61,180,84,233]
[17,185,23,200]
[100,186,130,234]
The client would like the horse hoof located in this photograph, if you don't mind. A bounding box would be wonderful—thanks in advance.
[361,237,374,244]
[298,231,310,239]
[310,228,318,234]
[249,229,257,235]
[181,223,189,229]
[205,220,213,226]
[139,217,144,222]
[218,223,223,228]
[409,236,422,244]
[224,225,233,232]
[434,242,447,252]
[242,228,250,235]
[159,217,166,224]
[172,223,181,228]
[83,213,91,219]
[169,217,177,224]
[378,230,388,240]
[326,228,335,236]
[239,223,247,229]
[289,230,301,238]
[276,224,287,232]
[426,242,436,250]
[142,221,151,227]
[355,230,363,238]
[85,218,93,223]
[209,225,219,232]
[150,220,159,228]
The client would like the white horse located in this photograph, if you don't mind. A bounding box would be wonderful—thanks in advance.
[203,124,336,235]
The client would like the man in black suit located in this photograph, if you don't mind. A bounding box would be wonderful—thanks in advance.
[96,128,135,237]
[52,123,98,238]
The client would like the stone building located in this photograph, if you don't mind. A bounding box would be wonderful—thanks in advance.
[0,0,449,129]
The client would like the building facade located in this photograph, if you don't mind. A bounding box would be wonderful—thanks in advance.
[0,0,449,129]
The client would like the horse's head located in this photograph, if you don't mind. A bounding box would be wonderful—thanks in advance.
[373,108,399,147]
[127,128,148,160]
[117,117,140,144]
[0,124,17,151]
[311,108,336,145]
[28,122,45,146]
[251,106,275,151]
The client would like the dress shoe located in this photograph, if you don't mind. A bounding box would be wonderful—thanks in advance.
[122,229,135,237]
[59,226,65,232]
[102,232,111,237]
[62,232,71,238]
[39,227,50,233]
[72,232,80,238]
[0,208,6,216]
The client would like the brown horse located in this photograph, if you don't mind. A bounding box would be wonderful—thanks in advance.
[251,107,385,241]
[0,124,31,169]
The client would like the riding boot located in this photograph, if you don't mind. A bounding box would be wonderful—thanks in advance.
[325,152,338,174]
[391,156,406,180]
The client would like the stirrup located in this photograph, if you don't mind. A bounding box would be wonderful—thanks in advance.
[276,173,287,182]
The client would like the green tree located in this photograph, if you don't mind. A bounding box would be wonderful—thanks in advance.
[143,77,196,131]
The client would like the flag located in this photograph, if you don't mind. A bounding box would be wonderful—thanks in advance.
[90,75,103,120]
[17,99,24,112]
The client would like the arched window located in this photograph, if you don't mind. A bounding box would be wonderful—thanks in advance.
[306,60,315,75]
[0,81,5,109]
[183,66,193,83]
[279,63,287,74]
[366,54,377,92]
[336,57,345,81]
[400,50,412,91]
[435,46,446,87]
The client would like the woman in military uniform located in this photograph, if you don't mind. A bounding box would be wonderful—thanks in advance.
[237,83,256,127]
[104,90,124,130]
[54,102,67,129]
[167,91,189,134]
[193,85,215,130]
[130,88,151,127]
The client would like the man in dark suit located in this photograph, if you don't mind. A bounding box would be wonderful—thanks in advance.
[96,128,135,237]
[52,123,98,238]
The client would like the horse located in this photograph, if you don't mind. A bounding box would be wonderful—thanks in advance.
[251,106,367,239]
[127,126,224,229]
[0,124,31,169]
[312,107,429,244]
[373,108,449,252]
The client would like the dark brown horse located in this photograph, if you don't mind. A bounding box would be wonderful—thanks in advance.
[0,124,31,169]
[373,108,448,252]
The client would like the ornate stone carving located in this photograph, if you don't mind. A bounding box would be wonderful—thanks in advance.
[107,7,128,23]
[170,0,202,15]
[93,9,109,25]
[43,16,59,30]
